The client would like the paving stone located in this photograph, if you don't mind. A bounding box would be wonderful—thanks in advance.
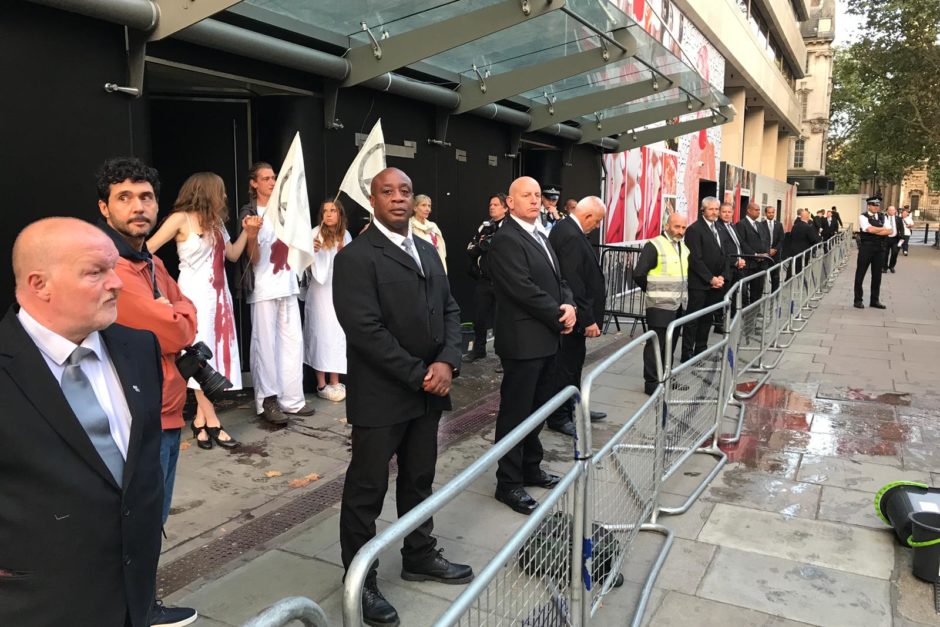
[621,535,715,595]
[662,498,715,541]
[278,508,341,557]
[797,455,923,493]
[704,466,821,519]
[698,547,892,627]
[314,575,456,626]
[817,485,890,529]
[893,547,940,625]
[175,550,343,625]
[699,503,895,579]
[648,590,807,627]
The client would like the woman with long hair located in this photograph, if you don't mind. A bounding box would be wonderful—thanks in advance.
[148,172,261,449]
[410,194,447,272]
[303,199,351,401]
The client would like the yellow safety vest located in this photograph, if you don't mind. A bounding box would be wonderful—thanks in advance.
[647,234,689,311]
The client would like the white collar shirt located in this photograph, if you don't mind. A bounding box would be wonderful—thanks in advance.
[510,214,555,269]
[17,308,132,458]
[373,218,423,273]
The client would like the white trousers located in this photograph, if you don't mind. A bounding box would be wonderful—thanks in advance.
[250,297,305,413]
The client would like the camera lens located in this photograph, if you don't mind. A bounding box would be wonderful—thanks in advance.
[196,366,233,402]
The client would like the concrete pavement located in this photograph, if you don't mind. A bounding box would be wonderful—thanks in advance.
[162,242,940,626]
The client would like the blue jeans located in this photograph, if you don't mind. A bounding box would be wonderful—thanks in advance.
[158,428,181,525]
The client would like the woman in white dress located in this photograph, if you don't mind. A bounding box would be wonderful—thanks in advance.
[410,194,447,272]
[303,199,351,401]
[148,172,260,449]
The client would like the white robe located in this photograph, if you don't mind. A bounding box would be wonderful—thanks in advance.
[302,227,351,373]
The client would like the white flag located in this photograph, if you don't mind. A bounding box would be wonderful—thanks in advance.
[269,132,315,274]
[338,119,386,213]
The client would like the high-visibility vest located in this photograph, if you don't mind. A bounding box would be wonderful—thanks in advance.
[647,234,689,311]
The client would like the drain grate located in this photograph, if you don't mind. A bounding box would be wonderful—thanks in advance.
[156,335,633,597]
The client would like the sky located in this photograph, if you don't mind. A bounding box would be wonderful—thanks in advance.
[834,0,865,46]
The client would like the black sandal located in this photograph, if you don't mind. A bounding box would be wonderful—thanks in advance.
[206,425,239,449]
[190,421,212,450]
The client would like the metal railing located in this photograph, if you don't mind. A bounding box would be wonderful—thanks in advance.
[243,597,329,627]
[340,226,852,627]
[597,244,647,336]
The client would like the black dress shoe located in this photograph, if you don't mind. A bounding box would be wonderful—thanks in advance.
[362,578,399,627]
[589,410,607,421]
[463,352,486,363]
[713,326,726,334]
[644,385,657,396]
[853,301,864,309]
[523,470,561,489]
[401,549,474,584]
[870,302,887,309]
[890,268,896,273]
[548,421,577,437]
[495,487,538,515]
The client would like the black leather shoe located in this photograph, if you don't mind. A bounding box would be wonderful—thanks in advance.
[589,410,607,421]
[548,421,577,437]
[463,351,486,363]
[890,268,896,273]
[523,470,561,489]
[870,302,887,309]
[362,579,399,627]
[853,301,864,309]
[401,549,474,585]
[495,487,538,515]
[713,326,726,334]
[644,385,657,396]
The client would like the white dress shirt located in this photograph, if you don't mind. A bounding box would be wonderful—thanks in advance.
[372,218,424,274]
[859,212,895,236]
[510,213,555,269]
[17,308,133,458]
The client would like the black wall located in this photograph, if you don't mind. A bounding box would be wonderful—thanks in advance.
[0,2,147,310]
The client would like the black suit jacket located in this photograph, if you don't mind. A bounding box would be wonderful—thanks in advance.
[489,216,574,360]
[333,225,461,428]
[822,218,838,239]
[547,216,606,332]
[761,219,785,262]
[789,219,822,257]
[685,218,730,291]
[831,210,843,229]
[0,309,164,627]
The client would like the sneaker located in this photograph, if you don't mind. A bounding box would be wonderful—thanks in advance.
[259,396,289,425]
[150,600,197,627]
[318,384,346,402]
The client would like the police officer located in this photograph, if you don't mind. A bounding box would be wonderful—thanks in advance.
[465,193,507,362]
[540,186,565,231]
[854,197,893,309]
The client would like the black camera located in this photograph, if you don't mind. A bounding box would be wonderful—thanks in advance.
[175,342,233,402]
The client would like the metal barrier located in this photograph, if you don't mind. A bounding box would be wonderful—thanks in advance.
[243,597,328,627]
[597,245,646,336]
[343,386,585,627]
[340,226,852,627]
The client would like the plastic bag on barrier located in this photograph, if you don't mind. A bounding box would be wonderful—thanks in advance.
[518,512,620,585]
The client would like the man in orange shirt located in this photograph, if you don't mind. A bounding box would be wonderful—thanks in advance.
[96,157,199,627]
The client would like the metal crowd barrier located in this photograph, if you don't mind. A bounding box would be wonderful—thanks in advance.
[341,227,853,627]
[243,597,328,627]
[597,244,646,336]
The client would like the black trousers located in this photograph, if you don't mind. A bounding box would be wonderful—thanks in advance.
[769,264,781,293]
[340,409,441,575]
[547,332,586,428]
[854,243,885,304]
[884,238,901,270]
[495,355,556,491]
[744,268,765,306]
[472,280,496,355]
[644,323,679,390]
[681,288,722,361]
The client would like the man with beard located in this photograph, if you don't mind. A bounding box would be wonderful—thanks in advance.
[95,157,198,627]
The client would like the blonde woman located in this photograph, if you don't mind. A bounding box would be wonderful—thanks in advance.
[303,200,351,401]
[410,194,447,272]
[148,172,261,449]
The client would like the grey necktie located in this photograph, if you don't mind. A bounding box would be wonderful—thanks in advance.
[726,223,741,253]
[535,230,556,270]
[61,347,124,485]
[401,238,424,277]
[709,221,720,245]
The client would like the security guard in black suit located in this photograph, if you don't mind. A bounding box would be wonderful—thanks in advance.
[854,197,892,309]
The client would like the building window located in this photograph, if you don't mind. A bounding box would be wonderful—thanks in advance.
[801,91,808,119]
[805,52,811,74]
[794,139,805,168]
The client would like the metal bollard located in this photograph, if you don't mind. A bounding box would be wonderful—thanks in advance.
[242,597,328,627]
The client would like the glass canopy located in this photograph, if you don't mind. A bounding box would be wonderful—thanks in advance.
[235,0,731,144]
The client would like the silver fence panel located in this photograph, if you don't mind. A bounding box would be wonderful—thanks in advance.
[579,332,673,626]
[243,597,329,627]
[439,466,585,627]
[343,387,584,627]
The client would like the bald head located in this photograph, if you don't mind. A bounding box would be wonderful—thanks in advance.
[14,218,122,343]
[506,176,542,224]
[664,212,687,240]
[570,196,606,234]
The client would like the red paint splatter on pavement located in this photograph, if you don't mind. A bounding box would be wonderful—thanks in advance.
[210,231,234,378]
[270,239,290,273]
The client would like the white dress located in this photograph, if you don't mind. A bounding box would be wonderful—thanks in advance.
[176,215,243,389]
[303,226,351,373]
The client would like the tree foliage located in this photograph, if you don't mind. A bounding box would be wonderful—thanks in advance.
[827,0,940,193]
